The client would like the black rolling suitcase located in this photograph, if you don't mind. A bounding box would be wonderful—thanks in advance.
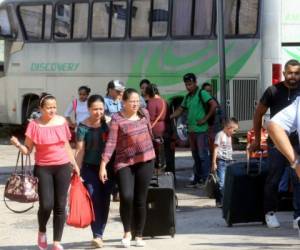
[143,172,176,238]
[222,159,268,227]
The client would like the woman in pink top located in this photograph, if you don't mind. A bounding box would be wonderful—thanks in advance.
[11,93,80,250]
[99,88,155,248]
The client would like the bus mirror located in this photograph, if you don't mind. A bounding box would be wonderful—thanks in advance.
[0,9,15,39]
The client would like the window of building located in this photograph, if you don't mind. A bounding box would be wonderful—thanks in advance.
[172,0,212,37]
[224,0,259,36]
[92,1,127,39]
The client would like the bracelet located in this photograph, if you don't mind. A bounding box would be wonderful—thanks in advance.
[291,158,300,169]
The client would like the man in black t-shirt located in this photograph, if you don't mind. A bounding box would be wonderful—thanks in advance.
[249,59,300,229]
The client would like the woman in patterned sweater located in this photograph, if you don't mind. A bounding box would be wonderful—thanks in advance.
[99,88,155,248]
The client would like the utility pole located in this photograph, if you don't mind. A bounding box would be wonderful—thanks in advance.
[217,0,227,118]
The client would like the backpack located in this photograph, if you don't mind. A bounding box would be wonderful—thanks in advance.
[198,89,223,127]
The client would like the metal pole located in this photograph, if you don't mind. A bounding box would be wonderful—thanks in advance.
[216,0,227,118]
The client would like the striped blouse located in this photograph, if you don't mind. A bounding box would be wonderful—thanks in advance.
[102,109,155,171]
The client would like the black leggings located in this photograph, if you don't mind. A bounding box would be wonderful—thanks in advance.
[34,163,72,241]
[117,160,154,237]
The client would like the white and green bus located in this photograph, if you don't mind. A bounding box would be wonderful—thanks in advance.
[0,0,298,140]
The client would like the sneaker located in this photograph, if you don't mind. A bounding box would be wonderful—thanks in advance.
[121,235,131,248]
[293,217,300,229]
[135,237,146,247]
[265,212,280,228]
[92,238,104,248]
[38,232,47,250]
[185,181,198,188]
[52,244,64,250]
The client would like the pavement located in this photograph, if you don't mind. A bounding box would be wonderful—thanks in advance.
[0,144,299,250]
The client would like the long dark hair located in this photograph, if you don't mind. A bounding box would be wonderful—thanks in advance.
[87,94,106,124]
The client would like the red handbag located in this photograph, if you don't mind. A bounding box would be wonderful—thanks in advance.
[66,174,95,228]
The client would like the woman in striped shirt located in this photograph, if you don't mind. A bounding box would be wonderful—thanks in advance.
[99,88,155,248]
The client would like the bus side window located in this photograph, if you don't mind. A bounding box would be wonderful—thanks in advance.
[193,0,213,36]
[224,0,259,36]
[172,0,192,37]
[92,0,127,39]
[92,2,109,38]
[54,4,71,39]
[152,0,169,37]
[19,5,49,41]
[171,0,212,37]
[130,0,169,38]
[131,0,151,37]
[73,3,89,39]
[111,1,127,38]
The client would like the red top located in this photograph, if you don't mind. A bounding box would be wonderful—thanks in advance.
[247,128,268,158]
[147,98,169,137]
[25,120,71,166]
[102,109,155,171]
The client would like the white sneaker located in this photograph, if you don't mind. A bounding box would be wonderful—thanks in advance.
[121,236,131,248]
[135,238,146,247]
[293,218,299,229]
[265,212,280,228]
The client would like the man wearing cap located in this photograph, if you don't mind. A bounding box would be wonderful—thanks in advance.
[104,80,125,117]
[170,73,218,187]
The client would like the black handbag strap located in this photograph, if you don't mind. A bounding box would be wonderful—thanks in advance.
[3,193,35,213]
[4,151,35,213]
[14,151,33,175]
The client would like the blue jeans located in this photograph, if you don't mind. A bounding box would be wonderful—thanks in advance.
[189,132,211,183]
[264,146,300,219]
[215,159,232,203]
[81,164,113,238]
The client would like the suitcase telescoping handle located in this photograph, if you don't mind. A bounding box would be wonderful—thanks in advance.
[246,151,263,176]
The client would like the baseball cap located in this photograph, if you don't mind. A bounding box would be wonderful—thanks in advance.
[112,80,125,91]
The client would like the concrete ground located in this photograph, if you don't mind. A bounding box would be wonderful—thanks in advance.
[0,145,299,250]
